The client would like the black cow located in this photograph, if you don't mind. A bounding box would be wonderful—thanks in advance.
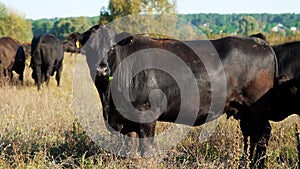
[273,41,300,80]
[72,26,277,168]
[0,37,26,83]
[248,34,300,166]
[248,34,300,116]
[62,41,81,54]
[62,32,82,55]
[270,41,300,118]
[30,34,64,90]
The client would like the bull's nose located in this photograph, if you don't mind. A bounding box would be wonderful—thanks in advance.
[96,66,110,76]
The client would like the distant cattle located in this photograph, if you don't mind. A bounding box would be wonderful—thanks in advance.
[0,37,26,83]
[62,41,81,54]
[30,34,64,90]
[75,25,279,168]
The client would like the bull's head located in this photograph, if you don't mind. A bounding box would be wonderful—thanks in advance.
[94,32,137,133]
[267,75,300,121]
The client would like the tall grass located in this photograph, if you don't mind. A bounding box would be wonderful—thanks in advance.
[0,53,299,168]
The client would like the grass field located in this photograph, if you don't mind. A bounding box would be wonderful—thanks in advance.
[0,53,299,168]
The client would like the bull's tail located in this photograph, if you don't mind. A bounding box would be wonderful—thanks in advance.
[271,46,279,88]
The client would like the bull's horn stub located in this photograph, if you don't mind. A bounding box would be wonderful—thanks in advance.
[109,76,113,81]
[76,40,81,48]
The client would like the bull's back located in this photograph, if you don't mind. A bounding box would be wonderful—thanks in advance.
[186,36,276,104]
[31,35,64,66]
[110,36,276,126]
[0,37,20,68]
[213,36,276,104]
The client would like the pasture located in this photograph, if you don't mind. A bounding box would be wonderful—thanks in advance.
[0,53,299,168]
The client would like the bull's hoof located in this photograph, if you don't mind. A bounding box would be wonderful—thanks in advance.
[141,145,157,158]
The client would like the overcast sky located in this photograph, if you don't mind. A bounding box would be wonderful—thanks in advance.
[1,0,300,19]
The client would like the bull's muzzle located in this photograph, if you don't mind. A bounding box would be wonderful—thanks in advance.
[96,66,110,77]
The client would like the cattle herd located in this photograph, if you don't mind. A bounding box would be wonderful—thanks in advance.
[0,25,299,168]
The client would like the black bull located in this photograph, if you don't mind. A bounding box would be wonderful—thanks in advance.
[249,33,300,121]
[75,26,282,167]
[30,34,64,90]
[0,37,26,83]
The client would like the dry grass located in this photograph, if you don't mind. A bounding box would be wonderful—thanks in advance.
[0,53,299,168]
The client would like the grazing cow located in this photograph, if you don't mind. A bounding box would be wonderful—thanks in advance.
[62,41,81,54]
[77,26,277,168]
[62,33,82,55]
[30,34,64,90]
[0,37,26,83]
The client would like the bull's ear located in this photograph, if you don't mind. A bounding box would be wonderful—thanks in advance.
[115,32,134,46]
[278,74,289,85]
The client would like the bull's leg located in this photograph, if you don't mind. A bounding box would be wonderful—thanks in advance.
[240,119,252,168]
[8,70,13,80]
[252,122,271,169]
[120,124,140,157]
[35,66,42,90]
[240,118,261,168]
[18,72,23,84]
[138,121,157,157]
[125,131,139,157]
[55,63,63,87]
[8,70,14,84]
[45,66,52,86]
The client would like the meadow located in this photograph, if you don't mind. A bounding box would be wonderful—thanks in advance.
[0,53,299,169]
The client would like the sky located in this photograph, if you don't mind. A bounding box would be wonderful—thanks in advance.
[0,0,300,20]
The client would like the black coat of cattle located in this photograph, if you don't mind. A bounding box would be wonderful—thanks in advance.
[248,33,300,166]
[73,26,279,168]
[0,37,26,83]
[262,41,300,122]
[30,34,64,90]
[269,41,300,120]
[62,41,81,54]
[62,33,82,54]
[249,34,300,117]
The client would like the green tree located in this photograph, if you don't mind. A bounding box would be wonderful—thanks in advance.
[99,0,180,38]
[238,16,261,36]
[100,0,177,24]
[0,3,32,42]
[32,17,94,40]
[32,19,54,37]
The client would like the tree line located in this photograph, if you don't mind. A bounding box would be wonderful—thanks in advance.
[180,13,300,37]
[1,1,300,43]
